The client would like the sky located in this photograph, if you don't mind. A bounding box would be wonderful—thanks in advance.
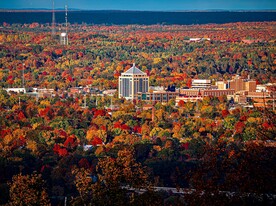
[0,0,276,11]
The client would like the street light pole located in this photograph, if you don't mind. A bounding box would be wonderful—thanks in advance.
[22,63,25,88]
[84,94,87,108]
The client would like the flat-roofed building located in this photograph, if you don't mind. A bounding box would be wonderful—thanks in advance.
[103,89,117,96]
[256,84,268,92]
[180,89,200,96]
[229,75,257,92]
[137,90,179,103]
[191,79,211,89]
[227,91,272,104]
[69,88,81,94]
[229,78,245,92]
[175,96,203,104]
[35,88,55,98]
[245,81,257,92]
[4,88,26,94]
[216,81,230,90]
[177,89,234,104]
[175,89,201,104]
[203,89,235,97]
[247,91,271,98]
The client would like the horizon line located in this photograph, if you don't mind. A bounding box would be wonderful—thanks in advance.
[0,8,276,12]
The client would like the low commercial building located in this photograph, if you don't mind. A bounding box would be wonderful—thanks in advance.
[216,81,230,90]
[179,89,234,98]
[103,89,117,96]
[203,89,235,97]
[180,89,200,96]
[137,90,179,103]
[252,98,275,108]
[35,88,55,98]
[4,88,26,94]
[191,79,211,89]
[256,84,268,92]
[189,38,211,42]
[227,91,272,105]
[175,96,203,104]
[176,89,235,104]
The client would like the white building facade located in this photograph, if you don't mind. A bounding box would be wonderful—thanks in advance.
[4,88,26,94]
[119,63,149,100]
[191,79,211,89]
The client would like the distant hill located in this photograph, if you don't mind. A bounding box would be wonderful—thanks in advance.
[0,8,81,12]
[0,10,275,25]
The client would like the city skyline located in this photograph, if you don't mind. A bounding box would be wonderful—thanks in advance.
[1,0,276,11]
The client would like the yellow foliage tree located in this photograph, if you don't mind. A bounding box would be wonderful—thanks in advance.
[8,173,50,206]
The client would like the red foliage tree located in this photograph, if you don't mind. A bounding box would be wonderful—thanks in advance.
[221,109,230,118]
[91,136,103,146]
[235,121,245,134]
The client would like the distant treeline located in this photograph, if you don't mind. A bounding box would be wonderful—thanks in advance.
[0,11,276,25]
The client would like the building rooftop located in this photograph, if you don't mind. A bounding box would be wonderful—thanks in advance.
[192,79,211,83]
[122,63,146,75]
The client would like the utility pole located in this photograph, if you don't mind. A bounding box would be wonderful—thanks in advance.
[152,92,155,122]
[84,94,87,108]
[36,93,38,104]
[22,63,25,88]
[272,86,275,111]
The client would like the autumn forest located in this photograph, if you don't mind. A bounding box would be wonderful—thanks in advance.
[0,21,276,205]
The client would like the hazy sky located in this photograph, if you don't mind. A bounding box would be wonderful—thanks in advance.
[1,0,276,10]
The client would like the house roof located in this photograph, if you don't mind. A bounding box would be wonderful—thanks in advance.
[123,63,146,75]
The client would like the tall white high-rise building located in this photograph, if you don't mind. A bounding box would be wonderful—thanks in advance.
[119,63,149,100]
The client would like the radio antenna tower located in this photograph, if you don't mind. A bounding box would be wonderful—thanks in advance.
[51,0,55,36]
[60,1,69,45]
[65,3,68,45]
